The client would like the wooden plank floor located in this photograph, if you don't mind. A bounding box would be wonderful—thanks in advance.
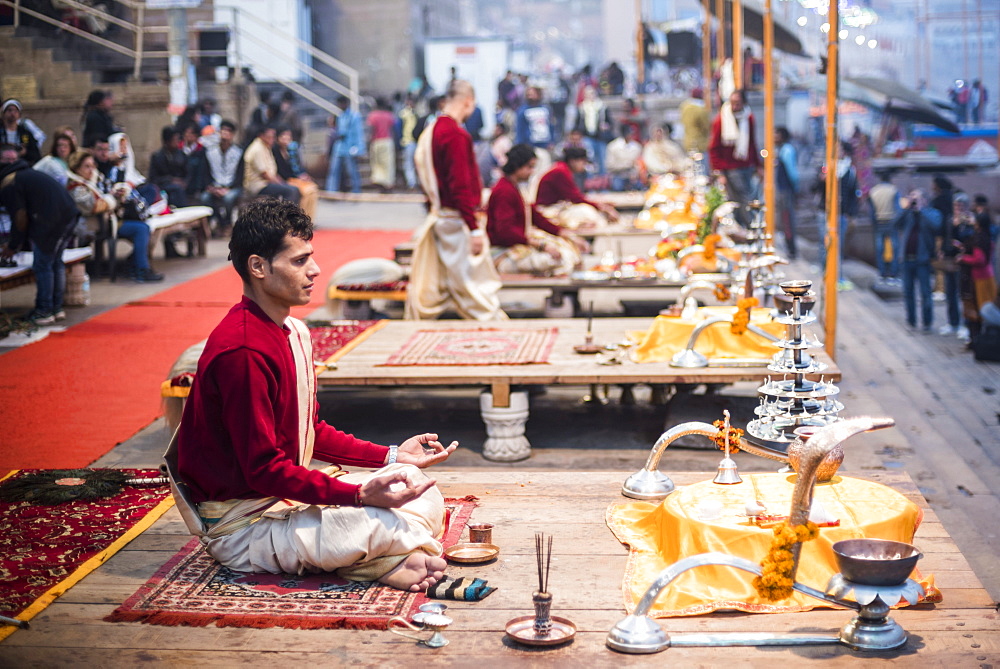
[3,471,997,666]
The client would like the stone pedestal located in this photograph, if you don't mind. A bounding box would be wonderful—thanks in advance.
[480,390,531,461]
[543,293,575,318]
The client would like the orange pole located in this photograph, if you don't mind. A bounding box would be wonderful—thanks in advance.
[763,0,775,239]
[733,0,744,90]
[823,0,840,359]
[703,0,713,110]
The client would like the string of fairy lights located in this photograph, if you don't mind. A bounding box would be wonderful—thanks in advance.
[783,0,880,49]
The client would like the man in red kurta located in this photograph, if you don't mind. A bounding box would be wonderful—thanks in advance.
[486,143,587,275]
[171,198,456,592]
[406,80,506,320]
[536,147,618,217]
[708,89,760,222]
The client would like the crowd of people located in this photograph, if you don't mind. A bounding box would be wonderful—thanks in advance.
[0,89,319,326]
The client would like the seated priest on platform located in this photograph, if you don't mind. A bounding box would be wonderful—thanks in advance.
[167,198,456,593]
[535,146,619,230]
[486,143,589,276]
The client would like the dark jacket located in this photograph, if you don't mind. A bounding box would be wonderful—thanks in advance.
[894,206,943,264]
[82,109,118,148]
[148,147,189,189]
[1,122,41,165]
[0,160,78,253]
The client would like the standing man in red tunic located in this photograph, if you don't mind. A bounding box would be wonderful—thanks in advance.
[708,89,761,223]
[406,80,507,320]
[167,198,456,592]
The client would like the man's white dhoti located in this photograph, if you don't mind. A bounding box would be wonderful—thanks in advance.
[406,118,507,321]
[204,463,444,577]
[165,318,445,581]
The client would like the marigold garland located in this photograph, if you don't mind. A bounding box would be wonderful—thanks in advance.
[711,419,743,454]
[714,283,731,302]
[731,296,758,335]
[702,233,721,260]
[752,521,820,601]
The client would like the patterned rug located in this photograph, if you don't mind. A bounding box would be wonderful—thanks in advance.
[0,469,174,642]
[105,497,478,630]
[381,327,559,366]
[309,320,384,363]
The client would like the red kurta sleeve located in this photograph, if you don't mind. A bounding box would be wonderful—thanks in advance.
[707,115,725,170]
[531,206,563,237]
[313,411,388,467]
[210,348,369,506]
[433,116,483,230]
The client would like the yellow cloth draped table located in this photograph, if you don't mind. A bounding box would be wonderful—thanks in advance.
[607,474,929,616]
[630,308,785,363]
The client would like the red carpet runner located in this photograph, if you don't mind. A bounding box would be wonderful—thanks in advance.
[0,229,409,470]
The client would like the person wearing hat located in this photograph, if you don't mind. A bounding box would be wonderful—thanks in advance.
[1,100,41,165]
[486,143,588,276]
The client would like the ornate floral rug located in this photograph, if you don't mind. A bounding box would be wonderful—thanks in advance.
[381,328,559,366]
[309,320,385,363]
[0,469,174,642]
[105,497,478,630]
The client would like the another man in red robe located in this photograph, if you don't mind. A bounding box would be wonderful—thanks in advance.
[168,198,455,592]
[406,80,506,320]
[708,89,761,222]
[486,143,588,276]
[535,147,619,225]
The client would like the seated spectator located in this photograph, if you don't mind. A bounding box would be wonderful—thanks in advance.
[81,89,119,148]
[179,121,208,201]
[273,126,318,219]
[605,128,642,192]
[200,120,242,236]
[33,130,77,186]
[106,132,160,205]
[536,147,619,224]
[274,91,304,143]
[486,144,588,276]
[0,144,79,324]
[642,123,687,178]
[66,149,163,283]
[242,125,300,204]
[148,126,189,208]
[1,99,41,165]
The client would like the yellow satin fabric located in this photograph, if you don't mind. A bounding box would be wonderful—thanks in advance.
[607,474,926,616]
[630,308,785,363]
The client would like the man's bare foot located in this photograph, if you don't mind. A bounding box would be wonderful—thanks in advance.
[378,553,447,592]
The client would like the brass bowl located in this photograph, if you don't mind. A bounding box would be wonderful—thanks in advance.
[832,539,922,586]
[779,279,813,297]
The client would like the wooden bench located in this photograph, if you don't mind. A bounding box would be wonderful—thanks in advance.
[0,247,93,307]
[145,206,214,259]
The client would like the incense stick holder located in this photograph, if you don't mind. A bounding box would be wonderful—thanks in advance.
[532,591,553,635]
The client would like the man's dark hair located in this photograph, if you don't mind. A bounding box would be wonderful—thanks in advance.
[281,91,294,103]
[337,95,350,107]
[563,146,588,163]
[220,119,237,132]
[161,126,179,145]
[775,126,790,142]
[503,143,536,175]
[973,194,988,207]
[229,198,313,283]
[933,175,953,192]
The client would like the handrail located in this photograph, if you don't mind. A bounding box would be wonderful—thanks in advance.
[4,0,359,114]
[2,0,137,58]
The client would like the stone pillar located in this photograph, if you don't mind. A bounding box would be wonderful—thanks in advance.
[480,390,530,461]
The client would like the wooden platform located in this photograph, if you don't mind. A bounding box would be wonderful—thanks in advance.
[2,470,995,665]
[316,317,840,405]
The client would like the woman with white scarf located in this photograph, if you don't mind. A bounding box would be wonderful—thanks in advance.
[67,149,163,282]
[708,90,760,223]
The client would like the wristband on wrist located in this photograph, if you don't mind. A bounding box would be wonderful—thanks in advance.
[387,444,399,465]
[354,484,364,507]
[469,228,485,238]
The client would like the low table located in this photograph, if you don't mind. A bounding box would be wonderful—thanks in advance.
[316,318,840,461]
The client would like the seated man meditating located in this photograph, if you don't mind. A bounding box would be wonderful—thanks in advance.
[486,143,589,276]
[167,198,455,592]
[534,146,619,229]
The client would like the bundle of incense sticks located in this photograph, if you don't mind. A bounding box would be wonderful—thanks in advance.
[535,532,553,593]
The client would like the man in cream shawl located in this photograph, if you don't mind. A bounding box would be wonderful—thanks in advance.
[407,80,506,320]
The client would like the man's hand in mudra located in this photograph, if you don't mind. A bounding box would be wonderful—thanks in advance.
[395,433,458,468]
[358,469,436,509]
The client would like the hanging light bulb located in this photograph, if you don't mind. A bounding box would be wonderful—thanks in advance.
[855,35,865,45]
[797,16,808,26]
[820,23,830,33]
[839,29,848,40]
[868,39,878,49]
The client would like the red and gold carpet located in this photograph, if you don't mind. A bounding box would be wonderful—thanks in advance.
[0,468,174,641]
[0,229,408,471]
[382,327,559,366]
[105,496,477,630]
